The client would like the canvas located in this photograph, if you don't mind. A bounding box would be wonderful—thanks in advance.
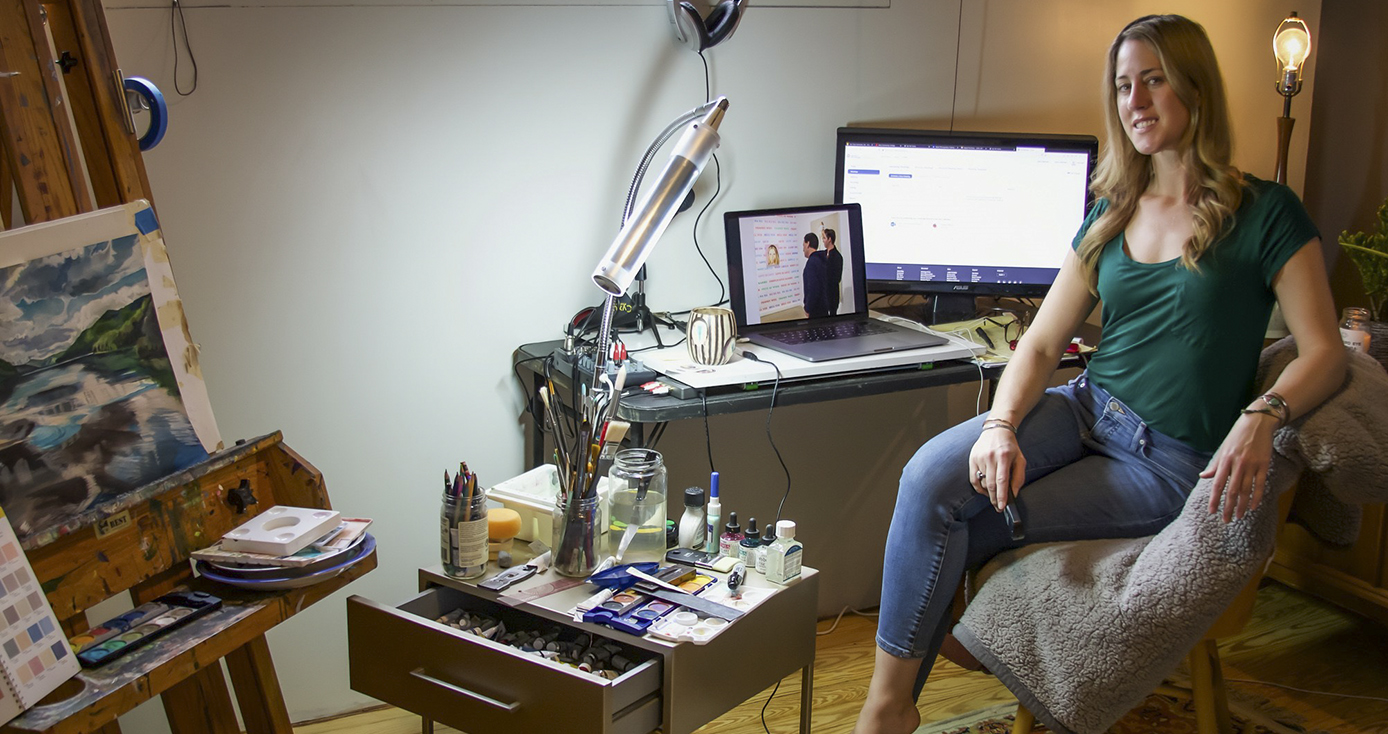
[0,202,220,547]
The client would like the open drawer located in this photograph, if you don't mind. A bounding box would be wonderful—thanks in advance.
[347,586,662,734]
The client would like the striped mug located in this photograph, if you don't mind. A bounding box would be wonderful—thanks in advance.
[686,307,737,366]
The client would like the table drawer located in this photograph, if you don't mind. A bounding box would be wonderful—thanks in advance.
[347,587,662,734]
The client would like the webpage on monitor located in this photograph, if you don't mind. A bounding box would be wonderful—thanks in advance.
[841,142,1090,286]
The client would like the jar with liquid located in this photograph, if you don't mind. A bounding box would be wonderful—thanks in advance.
[1340,307,1372,353]
[608,448,668,564]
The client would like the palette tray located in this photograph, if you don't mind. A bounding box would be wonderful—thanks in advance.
[220,506,341,556]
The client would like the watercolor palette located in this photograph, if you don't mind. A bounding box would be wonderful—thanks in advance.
[72,591,221,668]
[220,506,341,557]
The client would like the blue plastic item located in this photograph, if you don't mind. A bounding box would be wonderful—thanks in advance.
[123,76,168,151]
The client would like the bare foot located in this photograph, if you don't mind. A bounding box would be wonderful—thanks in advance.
[852,696,920,734]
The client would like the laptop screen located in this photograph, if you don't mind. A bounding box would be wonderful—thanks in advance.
[724,203,868,328]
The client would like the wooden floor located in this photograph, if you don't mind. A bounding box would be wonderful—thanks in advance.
[297,581,1388,734]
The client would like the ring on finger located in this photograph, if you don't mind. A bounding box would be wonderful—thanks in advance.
[976,471,986,480]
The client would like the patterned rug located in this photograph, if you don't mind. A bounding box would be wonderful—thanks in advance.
[915,691,1325,734]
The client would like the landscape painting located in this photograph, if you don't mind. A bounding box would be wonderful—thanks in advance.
[0,203,220,545]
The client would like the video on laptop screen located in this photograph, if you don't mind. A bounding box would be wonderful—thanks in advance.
[727,205,862,327]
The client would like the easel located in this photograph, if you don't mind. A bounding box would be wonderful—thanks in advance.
[1,3,372,732]
[0,0,151,227]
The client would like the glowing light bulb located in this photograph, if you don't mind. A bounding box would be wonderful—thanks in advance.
[1275,27,1310,71]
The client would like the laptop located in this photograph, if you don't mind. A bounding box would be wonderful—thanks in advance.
[724,203,947,362]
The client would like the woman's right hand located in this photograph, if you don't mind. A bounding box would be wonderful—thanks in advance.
[969,425,1026,511]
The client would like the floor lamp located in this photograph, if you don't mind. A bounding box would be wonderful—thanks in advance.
[1273,12,1312,185]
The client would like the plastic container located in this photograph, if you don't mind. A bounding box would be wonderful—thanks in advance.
[485,464,610,547]
[678,487,706,550]
[764,520,804,585]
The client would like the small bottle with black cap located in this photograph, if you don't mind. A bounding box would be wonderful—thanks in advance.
[718,511,743,557]
[755,522,776,574]
[739,517,760,564]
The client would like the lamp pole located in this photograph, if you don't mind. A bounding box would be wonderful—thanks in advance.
[1272,11,1311,185]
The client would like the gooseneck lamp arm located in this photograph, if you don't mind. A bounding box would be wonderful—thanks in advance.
[587,96,728,383]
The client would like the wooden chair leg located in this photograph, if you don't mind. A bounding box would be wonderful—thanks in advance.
[1188,639,1233,734]
[1012,703,1036,733]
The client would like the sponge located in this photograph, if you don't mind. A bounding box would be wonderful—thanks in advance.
[488,507,522,541]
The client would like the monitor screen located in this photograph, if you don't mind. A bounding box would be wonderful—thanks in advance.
[833,128,1097,321]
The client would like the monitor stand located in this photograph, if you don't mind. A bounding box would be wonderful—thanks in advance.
[927,294,979,326]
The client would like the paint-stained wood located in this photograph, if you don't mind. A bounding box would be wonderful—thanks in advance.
[28,432,296,619]
[227,635,294,734]
[62,0,151,206]
[0,0,82,222]
[39,0,119,209]
[0,434,371,734]
[4,550,376,734]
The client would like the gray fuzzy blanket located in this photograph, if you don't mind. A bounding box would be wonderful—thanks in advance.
[954,339,1388,734]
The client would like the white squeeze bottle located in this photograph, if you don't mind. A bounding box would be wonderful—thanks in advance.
[764,520,804,585]
[705,472,722,554]
[678,487,707,550]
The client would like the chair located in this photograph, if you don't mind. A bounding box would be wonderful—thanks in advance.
[944,485,1299,734]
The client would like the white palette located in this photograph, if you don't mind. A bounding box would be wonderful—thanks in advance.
[220,506,341,557]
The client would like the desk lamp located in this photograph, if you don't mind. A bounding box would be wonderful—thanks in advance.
[1272,11,1312,185]
[588,96,729,382]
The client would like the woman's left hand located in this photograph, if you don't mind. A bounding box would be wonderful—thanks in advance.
[1200,413,1277,522]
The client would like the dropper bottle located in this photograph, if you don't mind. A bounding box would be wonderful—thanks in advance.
[705,472,722,554]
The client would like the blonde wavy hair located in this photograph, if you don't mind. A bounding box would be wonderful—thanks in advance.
[1077,14,1245,289]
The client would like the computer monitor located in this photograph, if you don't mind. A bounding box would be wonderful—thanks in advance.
[833,127,1098,324]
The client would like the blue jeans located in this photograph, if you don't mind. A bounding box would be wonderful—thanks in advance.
[876,373,1212,698]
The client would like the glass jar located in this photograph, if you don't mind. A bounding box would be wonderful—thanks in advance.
[441,483,488,579]
[553,492,603,577]
[1340,307,1372,354]
[607,449,668,564]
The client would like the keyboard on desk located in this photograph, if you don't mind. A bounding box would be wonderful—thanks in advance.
[763,320,894,345]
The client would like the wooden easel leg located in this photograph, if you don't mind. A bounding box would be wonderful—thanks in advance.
[1011,704,1035,733]
[226,634,294,734]
[1,152,13,229]
[161,664,240,734]
[1188,639,1233,734]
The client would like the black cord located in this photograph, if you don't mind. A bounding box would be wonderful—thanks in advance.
[690,50,727,308]
[511,355,551,424]
[760,679,781,734]
[740,352,792,523]
[947,0,962,132]
[171,0,198,96]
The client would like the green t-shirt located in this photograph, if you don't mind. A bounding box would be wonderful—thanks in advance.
[1074,177,1319,452]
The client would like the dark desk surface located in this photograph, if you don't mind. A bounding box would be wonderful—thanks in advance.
[514,340,996,424]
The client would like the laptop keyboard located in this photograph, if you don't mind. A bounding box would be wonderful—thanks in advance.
[765,320,893,345]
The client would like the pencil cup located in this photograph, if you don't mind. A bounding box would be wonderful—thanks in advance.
[553,493,603,577]
[687,307,737,366]
[442,486,488,579]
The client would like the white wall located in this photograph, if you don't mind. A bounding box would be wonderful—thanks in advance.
[100,0,1320,726]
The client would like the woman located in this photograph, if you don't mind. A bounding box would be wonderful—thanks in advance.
[853,15,1346,734]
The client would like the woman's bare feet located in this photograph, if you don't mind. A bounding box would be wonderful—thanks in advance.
[852,647,926,734]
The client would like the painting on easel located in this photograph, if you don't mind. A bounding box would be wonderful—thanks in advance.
[0,202,221,546]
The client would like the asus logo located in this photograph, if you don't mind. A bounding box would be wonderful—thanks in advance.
[952,285,969,291]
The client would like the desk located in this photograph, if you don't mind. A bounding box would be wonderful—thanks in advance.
[514,339,1000,468]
